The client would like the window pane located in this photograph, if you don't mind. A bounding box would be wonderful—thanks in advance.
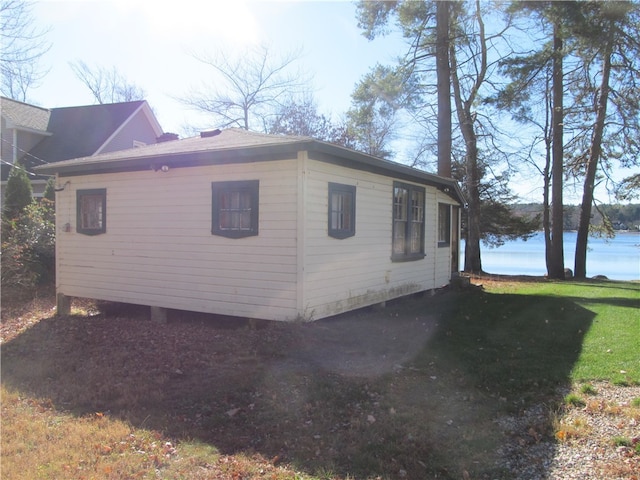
[219,191,253,230]
[240,211,251,229]
[81,195,102,229]
[394,187,407,220]
[438,203,450,243]
[393,220,407,254]
[409,221,422,253]
[411,190,424,222]
[330,192,352,230]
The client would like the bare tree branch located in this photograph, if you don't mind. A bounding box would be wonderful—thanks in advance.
[69,60,146,104]
[0,0,50,101]
[178,44,310,131]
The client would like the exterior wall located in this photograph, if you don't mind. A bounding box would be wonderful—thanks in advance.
[99,109,160,153]
[1,117,11,162]
[299,158,456,320]
[1,119,48,199]
[1,119,46,163]
[55,159,301,321]
[434,192,457,287]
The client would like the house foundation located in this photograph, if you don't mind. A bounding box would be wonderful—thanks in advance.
[56,293,71,317]
[150,306,168,323]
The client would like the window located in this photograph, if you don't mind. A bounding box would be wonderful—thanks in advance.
[77,189,106,235]
[328,182,356,239]
[438,203,451,246]
[212,180,259,238]
[392,182,425,261]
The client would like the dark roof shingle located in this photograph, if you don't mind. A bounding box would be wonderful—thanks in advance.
[28,101,147,163]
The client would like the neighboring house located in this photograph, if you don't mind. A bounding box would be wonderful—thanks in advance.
[1,97,164,199]
[36,128,464,322]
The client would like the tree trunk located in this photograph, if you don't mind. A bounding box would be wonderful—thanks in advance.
[543,71,553,271]
[543,139,552,269]
[574,23,614,279]
[436,0,452,178]
[462,123,482,273]
[451,0,486,274]
[547,20,565,279]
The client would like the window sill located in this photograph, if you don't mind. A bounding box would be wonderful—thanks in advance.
[391,253,426,263]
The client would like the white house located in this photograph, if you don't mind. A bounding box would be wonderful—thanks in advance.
[36,128,464,322]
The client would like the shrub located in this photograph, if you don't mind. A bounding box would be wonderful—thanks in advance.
[2,161,33,222]
[1,199,55,289]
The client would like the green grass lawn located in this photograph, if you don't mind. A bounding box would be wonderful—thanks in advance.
[424,279,640,392]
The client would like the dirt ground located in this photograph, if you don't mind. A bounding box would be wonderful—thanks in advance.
[3,287,489,479]
[7,282,630,479]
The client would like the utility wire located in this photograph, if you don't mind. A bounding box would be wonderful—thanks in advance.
[0,137,51,165]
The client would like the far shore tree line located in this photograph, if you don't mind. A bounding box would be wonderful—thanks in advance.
[2,0,638,282]
[513,203,640,234]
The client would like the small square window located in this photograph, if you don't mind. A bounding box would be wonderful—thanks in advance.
[438,203,451,246]
[212,180,259,238]
[328,183,356,239]
[77,189,106,235]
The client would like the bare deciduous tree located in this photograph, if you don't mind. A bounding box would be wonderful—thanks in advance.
[179,44,309,131]
[0,0,50,101]
[70,60,146,104]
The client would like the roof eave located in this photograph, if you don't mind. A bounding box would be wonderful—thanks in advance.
[307,141,466,205]
[35,136,465,205]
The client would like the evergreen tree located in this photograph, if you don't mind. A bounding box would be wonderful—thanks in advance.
[569,1,640,278]
[3,161,33,221]
[43,176,56,202]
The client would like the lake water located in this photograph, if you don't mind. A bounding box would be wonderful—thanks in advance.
[461,231,640,281]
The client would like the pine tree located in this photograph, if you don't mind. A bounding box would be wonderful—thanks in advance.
[3,161,33,221]
[43,176,56,202]
[571,1,640,278]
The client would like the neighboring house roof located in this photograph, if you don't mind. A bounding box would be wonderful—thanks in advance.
[0,97,51,133]
[28,101,159,163]
[36,128,465,204]
[2,98,164,182]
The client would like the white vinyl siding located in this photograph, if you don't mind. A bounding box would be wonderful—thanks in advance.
[299,159,439,320]
[55,152,460,322]
[55,160,300,320]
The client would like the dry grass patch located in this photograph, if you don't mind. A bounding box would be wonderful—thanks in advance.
[1,386,173,479]
[1,386,304,480]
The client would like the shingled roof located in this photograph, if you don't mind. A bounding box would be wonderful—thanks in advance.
[2,99,159,182]
[27,100,148,163]
[0,97,51,132]
[36,128,465,204]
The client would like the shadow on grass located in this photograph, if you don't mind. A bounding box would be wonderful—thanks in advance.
[1,285,596,479]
